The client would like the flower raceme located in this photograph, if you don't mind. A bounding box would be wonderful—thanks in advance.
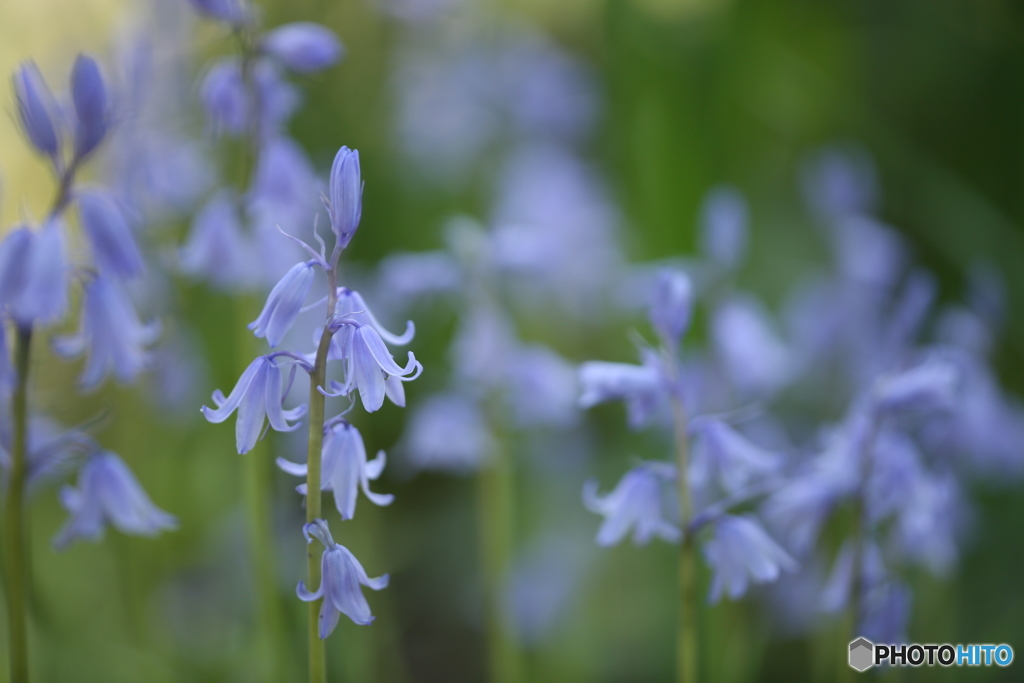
[298,519,389,637]
[201,355,307,454]
[277,419,394,520]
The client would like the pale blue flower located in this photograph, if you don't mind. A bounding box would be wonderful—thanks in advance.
[711,294,792,398]
[201,355,307,454]
[200,58,248,136]
[328,146,362,248]
[180,192,251,289]
[54,451,177,549]
[690,418,781,495]
[70,54,108,159]
[263,23,343,73]
[873,356,959,415]
[402,392,494,473]
[649,268,693,347]
[8,220,68,326]
[186,0,249,25]
[578,354,666,430]
[298,519,389,636]
[13,61,61,158]
[249,261,316,347]
[700,185,748,270]
[335,325,422,413]
[583,462,680,547]
[703,514,796,602]
[504,345,579,429]
[277,420,393,520]
[76,191,145,279]
[52,277,159,390]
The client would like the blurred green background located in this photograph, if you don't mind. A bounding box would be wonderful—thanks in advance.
[1,0,1023,681]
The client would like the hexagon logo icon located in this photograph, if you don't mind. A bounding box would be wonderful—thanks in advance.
[849,637,874,672]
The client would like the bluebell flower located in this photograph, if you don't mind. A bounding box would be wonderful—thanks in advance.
[252,61,300,138]
[583,462,680,546]
[504,345,580,429]
[703,514,796,602]
[402,392,495,473]
[449,303,516,392]
[13,61,61,158]
[76,191,145,279]
[334,288,415,347]
[0,227,33,309]
[820,540,886,613]
[8,220,68,326]
[180,192,251,289]
[278,420,393,520]
[249,261,316,347]
[200,58,248,136]
[801,146,879,219]
[328,146,362,248]
[649,268,693,347]
[700,186,748,270]
[263,23,343,73]
[298,519,389,636]
[690,418,781,495]
[186,0,249,25]
[578,353,666,430]
[53,451,177,549]
[201,355,307,454]
[52,277,159,390]
[872,356,959,415]
[333,325,422,413]
[711,294,792,398]
[70,54,108,159]
[250,136,319,214]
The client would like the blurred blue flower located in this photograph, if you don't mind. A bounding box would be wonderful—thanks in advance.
[504,345,579,429]
[402,392,494,473]
[263,23,343,73]
[700,186,749,270]
[328,146,362,249]
[70,54,108,159]
[76,191,145,279]
[200,58,248,136]
[52,277,159,390]
[249,261,316,347]
[54,451,176,549]
[298,519,389,635]
[186,0,249,25]
[278,420,393,520]
[649,268,693,347]
[6,220,69,326]
[13,61,61,158]
[872,356,959,415]
[583,462,680,546]
[690,418,782,495]
[703,514,796,602]
[201,355,307,454]
[711,294,792,398]
[180,192,251,289]
[578,353,666,430]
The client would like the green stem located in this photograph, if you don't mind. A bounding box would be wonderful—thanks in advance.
[305,282,337,683]
[476,419,522,683]
[671,394,697,683]
[5,325,32,683]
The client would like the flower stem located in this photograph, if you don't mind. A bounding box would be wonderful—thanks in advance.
[671,394,697,683]
[476,414,522,683]
[305,290,336,683]
[5,325,33,683]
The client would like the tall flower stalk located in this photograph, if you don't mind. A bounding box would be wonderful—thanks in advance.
[202,145,420,683]
[3,55,174,683]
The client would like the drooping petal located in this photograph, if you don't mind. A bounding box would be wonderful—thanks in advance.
[201,356,264,423]
[235,360,270,454]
